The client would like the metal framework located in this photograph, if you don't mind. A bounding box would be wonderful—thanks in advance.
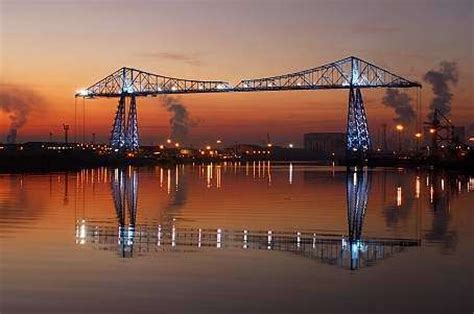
[77,67,232,98]
[75,56,421,153]
[125,95,139,151]
[110,95,126,149]
[235,56,420,91]
[346,87,371,153]
[110,95,139,151]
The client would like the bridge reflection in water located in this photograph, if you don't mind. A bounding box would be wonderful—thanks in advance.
[75,166,421,270]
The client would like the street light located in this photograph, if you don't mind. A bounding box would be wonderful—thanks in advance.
[288,143,294,148]
[415,132,422,151]
[396,124,404,153]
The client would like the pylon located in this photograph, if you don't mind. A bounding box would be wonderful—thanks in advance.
[346,87,372,155]
[125,95,139,151]
[110,95,126,150]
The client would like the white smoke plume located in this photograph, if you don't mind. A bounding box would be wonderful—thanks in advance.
[382,89,416,125]
[423,61,458,119]
[0,84,42,130]
[160,95,190,142]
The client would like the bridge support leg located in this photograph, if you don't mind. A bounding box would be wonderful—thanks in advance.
[110,95,126,150]
[110,95,140,152]
[125,95,139,151]
[346,87,371,161]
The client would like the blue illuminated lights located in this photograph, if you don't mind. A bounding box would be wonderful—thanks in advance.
[346,87,372,154]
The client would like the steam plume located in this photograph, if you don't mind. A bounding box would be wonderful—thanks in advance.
[382,89,416,125]
[160,95,190,142]
[0,85,42,130]
[423,61,458,119]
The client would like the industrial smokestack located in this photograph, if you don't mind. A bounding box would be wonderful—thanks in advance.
[423,61,458,119]
[382,89,416,126]
[160,95,190,143]
[6,129,17,144]
[0,85,42,138]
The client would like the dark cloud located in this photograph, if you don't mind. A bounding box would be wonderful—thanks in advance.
[140,52,203,66]
[160,95,191,143]
[382,89,416,125]
[0,84,43,130]
[423,61,458,118]
[350,25,399,34]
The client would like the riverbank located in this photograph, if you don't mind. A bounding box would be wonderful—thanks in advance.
[1,152,473,173]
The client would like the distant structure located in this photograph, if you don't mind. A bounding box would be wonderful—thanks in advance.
[63,124,70,144]
[6,129,17,144]
[304,133,345,159]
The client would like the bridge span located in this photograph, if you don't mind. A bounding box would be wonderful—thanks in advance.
[75,56,421,154]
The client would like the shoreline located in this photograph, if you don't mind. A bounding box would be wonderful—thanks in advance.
[1,154,473,174]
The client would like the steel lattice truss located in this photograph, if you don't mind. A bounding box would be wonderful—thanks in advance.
[77,67,232,98]
[76,56,421,155]
[110,95,139,151]
[125,96,139,151]
[75,56,420,98]
[346,88,372,153]
[110,96,126,149]
[235,56,420,91]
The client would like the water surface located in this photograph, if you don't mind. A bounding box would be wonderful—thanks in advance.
[1,163,473,313]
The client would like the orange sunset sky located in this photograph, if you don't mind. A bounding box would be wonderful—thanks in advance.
[1,0,473,146]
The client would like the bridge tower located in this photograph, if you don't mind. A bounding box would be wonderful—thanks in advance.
[125,95,139,151]
[346,87,372,156]
[110,95,139,151]
[110,95,127,150]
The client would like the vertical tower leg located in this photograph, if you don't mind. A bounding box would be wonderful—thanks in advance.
[345,169,371,270]
[345,87,371,158]
[355,89,371,151]
[110,95,126,150]
[346,87,358,153]
[125,95,139,151]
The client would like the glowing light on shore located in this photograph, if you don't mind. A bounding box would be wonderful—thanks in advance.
[415,176,420,199]
[397,186,402,206]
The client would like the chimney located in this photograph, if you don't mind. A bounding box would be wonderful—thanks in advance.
[6,129,17,144]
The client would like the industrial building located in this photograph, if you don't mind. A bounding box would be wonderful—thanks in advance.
[303,133,345,160]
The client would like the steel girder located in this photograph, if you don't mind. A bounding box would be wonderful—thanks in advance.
[125,95,139,151]
[110,95,140,151]
[110,95,126,149]
[235,56,420,91]
[346,87,371,153]
[77,67,232,98]
[75,56,420,98]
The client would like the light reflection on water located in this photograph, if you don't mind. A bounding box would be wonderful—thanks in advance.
[1,163,473,312]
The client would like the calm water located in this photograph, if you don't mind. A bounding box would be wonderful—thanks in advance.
[1,163,473,313]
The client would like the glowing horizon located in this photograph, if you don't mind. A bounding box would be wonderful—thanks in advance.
[1,0,472,145]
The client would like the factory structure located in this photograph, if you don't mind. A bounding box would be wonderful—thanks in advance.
[303,133,346,160]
